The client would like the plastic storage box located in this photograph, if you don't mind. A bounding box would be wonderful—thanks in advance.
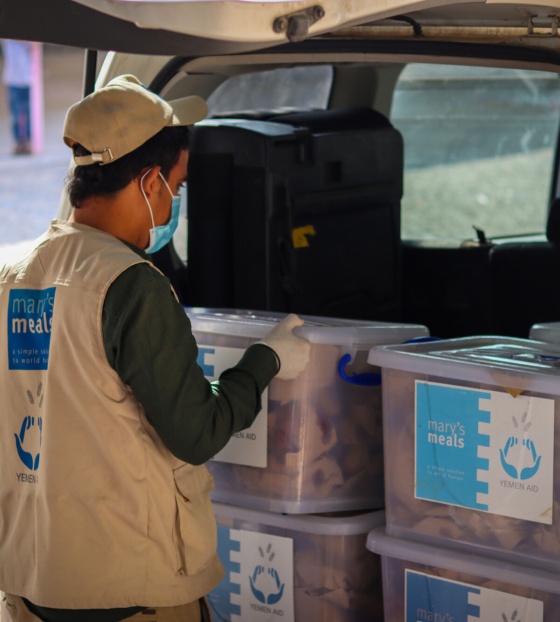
[530,321,560,344]
[368,336,560,569]
[209,502,385,622]
[188,309,428,513]
[367,527,560,621]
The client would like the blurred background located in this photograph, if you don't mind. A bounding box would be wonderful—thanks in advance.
[0,44,84,260]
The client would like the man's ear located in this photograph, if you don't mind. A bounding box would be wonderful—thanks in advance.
[139,166,162,199]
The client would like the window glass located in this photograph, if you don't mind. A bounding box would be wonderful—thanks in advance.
[207,65,332,115]
[391,64,560,241]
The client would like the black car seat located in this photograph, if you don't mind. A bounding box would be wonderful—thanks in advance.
[186,107,404,321]
[489,198,560,337]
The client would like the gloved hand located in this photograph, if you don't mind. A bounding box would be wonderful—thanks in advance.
[261,314,311,380]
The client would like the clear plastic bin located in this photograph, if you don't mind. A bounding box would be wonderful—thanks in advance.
[209,502,385,622]
[188,308,428,513]
[368,336,560,569]
[367,527,560,621]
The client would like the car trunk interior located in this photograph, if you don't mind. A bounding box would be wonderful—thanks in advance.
[122,42,560,340]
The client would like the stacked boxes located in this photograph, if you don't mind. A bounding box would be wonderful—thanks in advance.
[210,502,385,621]
[189,309,429,514]
[368,336,560,620]
[367,527,560,621]
[186,309,428,620]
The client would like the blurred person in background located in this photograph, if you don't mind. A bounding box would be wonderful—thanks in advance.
[1,39,33,155]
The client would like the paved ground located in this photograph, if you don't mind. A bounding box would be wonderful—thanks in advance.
[0,45,85,262]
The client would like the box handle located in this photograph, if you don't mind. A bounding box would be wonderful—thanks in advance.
[337,353,381,386]
[402,336,442,344]
[338,337,441,385]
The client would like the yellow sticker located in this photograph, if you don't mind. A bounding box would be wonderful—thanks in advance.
[503,387,525,398]
[490,369,525,397]
[292,225,316,248]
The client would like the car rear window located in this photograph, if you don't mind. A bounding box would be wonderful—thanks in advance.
[391,63,560,241]
[206,65,332,116]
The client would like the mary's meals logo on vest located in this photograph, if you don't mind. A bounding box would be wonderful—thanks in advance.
[8,287,56,370]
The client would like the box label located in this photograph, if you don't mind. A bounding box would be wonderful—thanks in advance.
[208,525,294,621]
[405,569,543,621]
[415,381,554,523]
[197,345,268,467]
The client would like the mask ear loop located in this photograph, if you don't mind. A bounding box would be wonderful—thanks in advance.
[140,168,156,230]
[158,172,176,199]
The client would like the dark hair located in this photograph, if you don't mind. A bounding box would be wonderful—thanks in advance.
[67,125,191,208]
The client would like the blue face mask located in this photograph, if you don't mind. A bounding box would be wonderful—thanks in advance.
[140,170,181,254]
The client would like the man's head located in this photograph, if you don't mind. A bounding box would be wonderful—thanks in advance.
[64,75,207,207]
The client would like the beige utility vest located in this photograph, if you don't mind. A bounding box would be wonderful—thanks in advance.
[0,221,224,608]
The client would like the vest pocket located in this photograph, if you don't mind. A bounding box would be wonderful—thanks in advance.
[172,463,217,576]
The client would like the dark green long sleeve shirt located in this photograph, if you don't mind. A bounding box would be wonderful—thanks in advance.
[102,252,278,465]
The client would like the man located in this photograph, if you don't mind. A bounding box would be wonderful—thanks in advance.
[1,39,34,155]
[0,75,310,621]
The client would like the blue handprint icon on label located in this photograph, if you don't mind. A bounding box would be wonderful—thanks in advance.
[499,409,542,481]
[14,385,43,471]
[249,543,285,605]
[15,416,42,470]
[500,436,541,481]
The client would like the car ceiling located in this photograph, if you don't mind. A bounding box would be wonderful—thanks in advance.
[3,0,560,55]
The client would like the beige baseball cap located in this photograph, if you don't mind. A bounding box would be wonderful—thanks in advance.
[63,74,208,166]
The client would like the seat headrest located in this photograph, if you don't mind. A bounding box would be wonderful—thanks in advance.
[272,108,392,132]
